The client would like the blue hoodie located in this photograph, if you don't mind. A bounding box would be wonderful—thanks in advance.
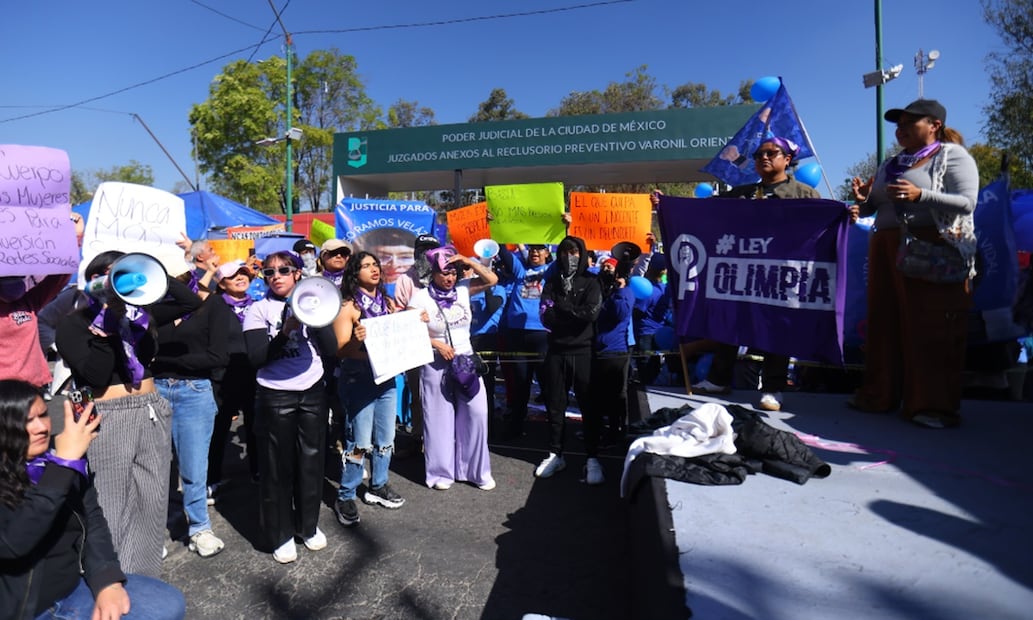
[498,247,553,331]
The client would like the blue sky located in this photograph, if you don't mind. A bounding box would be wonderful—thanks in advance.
[3,0,1003,201]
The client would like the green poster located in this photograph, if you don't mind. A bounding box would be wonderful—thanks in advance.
[309,218,335,248]
[486,182,566,244]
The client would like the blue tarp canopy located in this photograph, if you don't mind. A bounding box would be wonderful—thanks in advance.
[72,190,280,240]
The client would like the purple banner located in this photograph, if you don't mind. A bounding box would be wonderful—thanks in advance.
[657,196,850,365]
[0,145,79,277]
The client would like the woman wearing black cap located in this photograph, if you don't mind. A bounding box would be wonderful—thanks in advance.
[848,99,979,428]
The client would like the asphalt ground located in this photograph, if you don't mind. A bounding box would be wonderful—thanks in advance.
[48,391,638,620]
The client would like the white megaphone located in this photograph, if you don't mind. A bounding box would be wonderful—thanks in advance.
[85,252,169,306]
[289,277,343,327]
[473,238,500,265]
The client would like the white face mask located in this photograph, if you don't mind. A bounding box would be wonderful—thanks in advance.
[302,254,317,271]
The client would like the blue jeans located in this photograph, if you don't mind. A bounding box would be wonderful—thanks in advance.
[338,359,397,500]
[35,574,185,620]
[157,378,217,535]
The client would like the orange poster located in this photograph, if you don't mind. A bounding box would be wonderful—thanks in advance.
[568,192,652,252]
[446,202,489,256]
[210,239,254,264]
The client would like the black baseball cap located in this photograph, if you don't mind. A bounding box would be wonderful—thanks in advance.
[414,234,441,252]
[884,99,946,124]
[293,239,317,254]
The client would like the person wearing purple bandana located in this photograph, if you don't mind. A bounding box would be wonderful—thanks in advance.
[848,99,979,429]
[330,251,413,528]
[209,261,260,487]
[243,251,339,563]
[319,239,352,287]
[0,379,186,620]
[406,245,499,491]
[691,136,820,412]
[55,251,200,578]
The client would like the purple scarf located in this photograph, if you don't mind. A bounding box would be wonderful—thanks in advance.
[356,288,390,318]
[26,453,88,485]
[886,141,941,179]
[88,299,149,387]
[322,269,344,287]
[222,292,253,324]
[428,281,458,309]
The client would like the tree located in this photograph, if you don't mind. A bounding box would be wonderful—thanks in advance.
[70,161,156,203]
[969,143,1033,189]
[469,88,528,122]
[190,58,283,213]
[387,99,436,128]
[549,65,662,116]
[982,0,1033,172]
[669,80,752,108]
[294,48,382,212]
[190,49,379,214]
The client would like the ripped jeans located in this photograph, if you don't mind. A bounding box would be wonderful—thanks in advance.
[338,359,397,500]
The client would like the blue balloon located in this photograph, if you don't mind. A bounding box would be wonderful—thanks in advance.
[750,76,781,102]
[629,276,653,300]
[796,162,822,188]
[694,183,714,198]
[653,326,677,351]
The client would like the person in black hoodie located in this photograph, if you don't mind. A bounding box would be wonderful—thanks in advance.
[0,379,185,620]
[534,235,602,480]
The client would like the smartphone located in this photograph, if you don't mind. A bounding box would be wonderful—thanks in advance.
[69,387,95,423]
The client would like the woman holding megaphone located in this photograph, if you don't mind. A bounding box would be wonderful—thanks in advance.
[55,250,201,577]
[242,251,339,564]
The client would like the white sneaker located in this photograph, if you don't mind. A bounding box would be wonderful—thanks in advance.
[534,453,566,478]
[584,458,604,485]
[691,379,730,395]
[188,529,225,558]
[758,392,783,411]
[273,538,297,564]
[432,481,452,490]
[478,477,497,491]
[303,527,327,551]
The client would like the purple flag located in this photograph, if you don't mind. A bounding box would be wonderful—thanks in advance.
[657,196,849,365]
[701,83,816,187]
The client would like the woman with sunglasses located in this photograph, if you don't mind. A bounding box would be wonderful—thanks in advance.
[243,251,338,563]
[55,251,200,577]
[691,137,820,412]
[407,246,499,491]
[0,379,186,620]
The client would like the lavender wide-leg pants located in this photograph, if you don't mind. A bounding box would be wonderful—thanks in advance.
[420,355,493,488]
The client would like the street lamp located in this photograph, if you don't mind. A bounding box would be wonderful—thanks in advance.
[257,128,302,219]
[914,49,939,98]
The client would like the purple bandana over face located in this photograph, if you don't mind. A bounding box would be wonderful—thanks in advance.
[428,281,458,309]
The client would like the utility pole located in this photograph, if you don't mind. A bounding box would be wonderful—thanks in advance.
[875,0,886,166]
[268,0,294,231]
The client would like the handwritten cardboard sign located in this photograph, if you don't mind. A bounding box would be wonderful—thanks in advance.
[446,202,488,256]
[0,145,79,277]
[485,182,565,244]
[361,309,434,384]
[81,182,188,281]
[568,192,652,252]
